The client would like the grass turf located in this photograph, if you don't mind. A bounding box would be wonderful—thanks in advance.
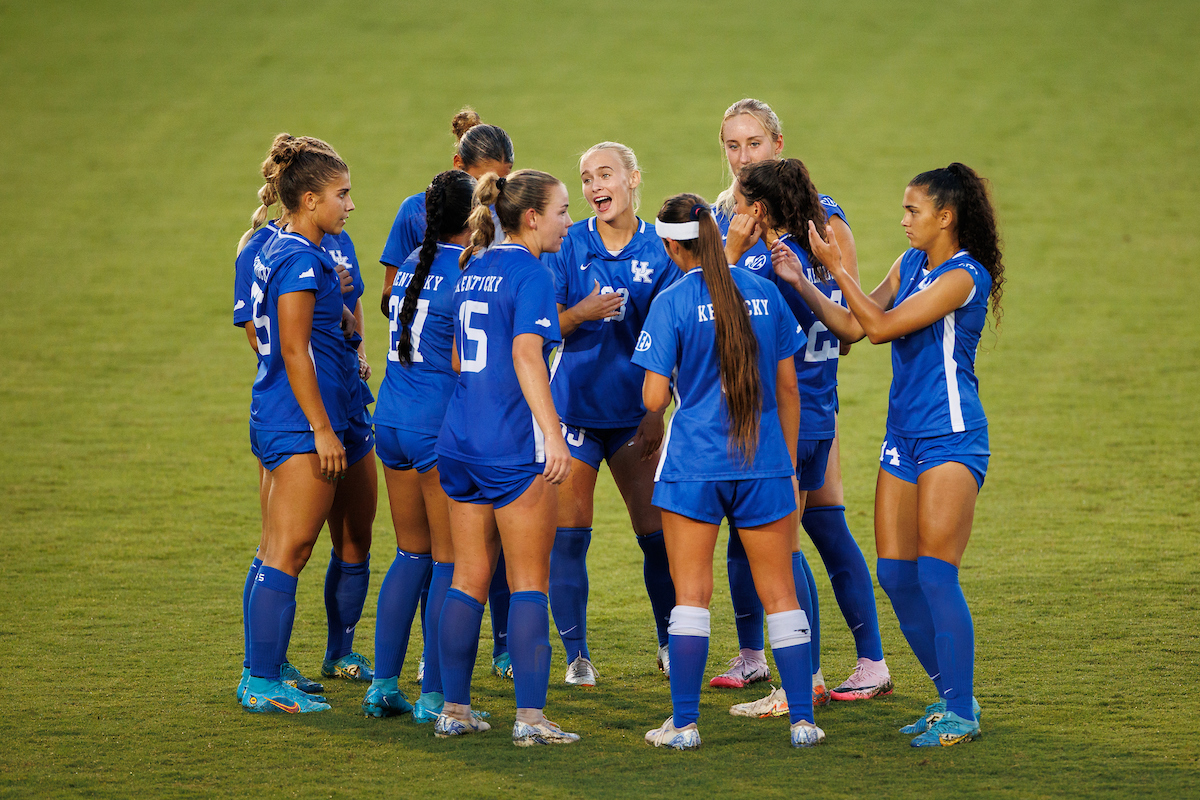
[0,0,1197,796]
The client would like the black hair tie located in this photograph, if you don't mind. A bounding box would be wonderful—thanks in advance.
[690,204,705,220]
[496,176,507,192]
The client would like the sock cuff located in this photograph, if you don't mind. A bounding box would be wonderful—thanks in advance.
[802,505,846,517]
[555,526,593,537]
[396,548,432,562]
[445,587,485,613]
[668,605,711,637]
[636,530,665,549]
[917,555,959,582]
[256,565,297,595]
[251,556,263,569]
[876,557,919,583]
[509,590,548,608]
[767,609,812,649]
[431,561,455,577]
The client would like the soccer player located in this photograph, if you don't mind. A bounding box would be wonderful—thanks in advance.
[635,194,823,750]
[363,170,476,721]
[541,142,682,685]
[709,98,889,705]
[433,170,580,746]
[240,133,360,714]
[377,107,516,678]
[790,162,1003,747]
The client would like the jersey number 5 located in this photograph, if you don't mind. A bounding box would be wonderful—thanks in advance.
[250,281,271,356]
[458,300,489,372]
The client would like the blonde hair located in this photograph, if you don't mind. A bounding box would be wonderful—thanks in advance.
[579,141,641,212]
[713,98,783,217]
[237,133,346,254]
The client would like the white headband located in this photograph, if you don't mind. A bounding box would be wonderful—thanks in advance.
[655,219,700,241]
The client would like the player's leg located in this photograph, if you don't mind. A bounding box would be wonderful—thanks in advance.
[321,444,376,681]
[550,445,598,682]
[415,464,455,721]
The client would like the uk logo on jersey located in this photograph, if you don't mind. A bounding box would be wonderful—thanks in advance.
[635,330,652,352]
[631,260,654,283]
[329,249,352,270]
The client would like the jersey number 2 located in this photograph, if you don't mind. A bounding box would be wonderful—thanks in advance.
[388,295,430,363]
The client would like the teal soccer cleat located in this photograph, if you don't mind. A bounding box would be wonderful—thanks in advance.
[362,677,413,717]
[281,661,325,694]
[492,652,513,679]
[236,667,250,702]
[909,710,981,747]
[241,677,331,714]
[412,691,444,723]
[322,652,374,681]
[900,697,981,734]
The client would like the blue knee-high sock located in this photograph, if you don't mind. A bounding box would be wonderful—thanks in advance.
[489,549,511,658]
[419,569,430,643]
[668,606,710,728]
[803,506,884,661]
[421,562,454,695]
[767,610,815,725]
[727,527,765,650]
[248,566,297,680]
[324,549,370,662]
[877,558,944,696]
[438,588,484,706]
[242,556,263,669]
[373,549,432,680]
[793,551,820,673]
[508,591,552,709]
[549,527,591,662]
[918,556,975,721]
[636,531,675,647]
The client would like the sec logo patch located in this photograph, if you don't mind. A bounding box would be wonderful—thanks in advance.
[636,331,652,352]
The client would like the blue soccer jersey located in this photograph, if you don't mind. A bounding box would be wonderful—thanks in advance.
[374,242,463,434]
[322,229,374,410]
[887,248,991,437]
[234,221,281,330]
[714,194,848,278]
[544,217,682,427]
[632,267,806,481]
[436,244,563,466]
[774,234,844,440]
[380,192,426,269]
[250,230,355,432]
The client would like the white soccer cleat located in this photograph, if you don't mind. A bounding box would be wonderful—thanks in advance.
[709,652,771,688]
[645,716,701,750]
[729,685,790,718]
[813,668,830,707]
[791,719,826,748]
[512,717,580,746]
[565,655,599,686]
[656,644,670,678]
[830,657,894,701]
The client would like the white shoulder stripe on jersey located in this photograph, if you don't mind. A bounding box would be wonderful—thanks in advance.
[942,310,965,432]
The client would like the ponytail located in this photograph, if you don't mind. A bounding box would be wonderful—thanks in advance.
[236,182,279,256]
[397,170,475,365]
[459,169,562,269]
[909,162,1005,325]
[738,158,830,282]
[659,193,762,463]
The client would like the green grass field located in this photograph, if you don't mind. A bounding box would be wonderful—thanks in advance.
[1,0,1197,796]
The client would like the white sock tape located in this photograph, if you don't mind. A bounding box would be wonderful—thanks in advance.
[668,605,711,637]
[767,609,811,649]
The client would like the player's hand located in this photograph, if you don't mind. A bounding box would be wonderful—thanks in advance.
[807,220,844,276]
[724,214,761,263]
[542,434,572,485]
[358,352,371,381]
[341,306,356,338]
[573,280,625,322]
[336,263,353,294]
[631,409,665,461]
[315,427,347,483]
[770,239,807,289]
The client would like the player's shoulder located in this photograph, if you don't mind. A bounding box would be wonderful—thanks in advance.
[940,250,991,293]
[818,194,847,220]
[399,191,425,215]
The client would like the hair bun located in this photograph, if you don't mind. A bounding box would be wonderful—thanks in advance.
[451,107,483,140]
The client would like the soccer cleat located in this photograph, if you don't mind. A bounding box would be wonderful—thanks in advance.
[645,716,701,750]
[512,717,580,747]
[434,711,491,738]
[830,658,894,701]
[281,661,325,694]
[729,685,789,718]
[909,710,981,747]
[813,669,831,707]
[241,678,331,714]
[656,644,670,678]
[321,652,374,681]
[900,697,981,734]
[362,679,413,718]
[412,691,444,723]
[235,667,250,702]
[709,653,771,688]
[791,719,827,747]
[565,655,599,686]
[492,652,513,679]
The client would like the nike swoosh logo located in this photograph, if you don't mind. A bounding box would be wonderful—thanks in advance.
[269,699,301,713]
[580,263,590,270]
[558,625,578,635]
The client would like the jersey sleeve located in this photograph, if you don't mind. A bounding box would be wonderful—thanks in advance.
[274,253,323,296]
[631,293,679,378]
[380,195,423,268]
[233,249,255,326]
[511,263,562,344]
[819,194,849,226]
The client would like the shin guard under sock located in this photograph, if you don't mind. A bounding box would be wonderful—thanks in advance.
[803,505,884,661]
[549,527,591,662]
[373,549,432,680]
[727,527,765,651]
[636,531,675,647]
[918,556,976,721]
[508,591,552,710]
[324,549,370,662]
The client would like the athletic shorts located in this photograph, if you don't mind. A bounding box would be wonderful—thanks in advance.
[796,438,833,492]
[375,424,438,473]
[652,477,796,528]
[879,426,989,490]
[560,423,639,470]
[345,408,375,467]
[250,424,348,472]
[437,454,542,509]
